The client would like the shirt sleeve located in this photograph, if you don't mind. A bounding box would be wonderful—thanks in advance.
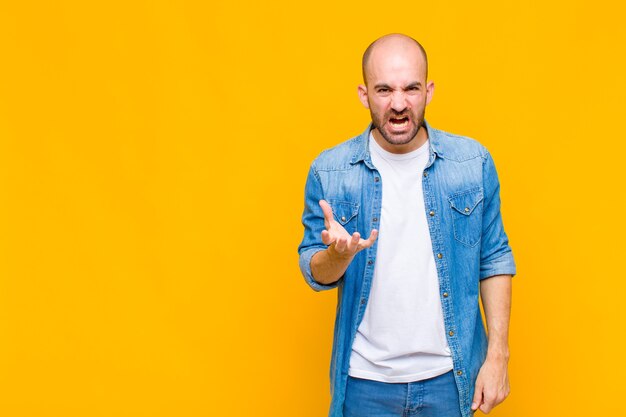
[297,162,343,291]
[479,150,517,280]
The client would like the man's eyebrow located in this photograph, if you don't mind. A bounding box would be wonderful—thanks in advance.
[373,82,422,90]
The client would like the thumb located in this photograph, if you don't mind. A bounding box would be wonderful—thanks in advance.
[471,383,483,410]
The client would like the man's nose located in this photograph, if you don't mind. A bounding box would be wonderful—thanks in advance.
[390,92,407,112]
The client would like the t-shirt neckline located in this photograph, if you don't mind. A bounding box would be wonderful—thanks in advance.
[369,130,430,161]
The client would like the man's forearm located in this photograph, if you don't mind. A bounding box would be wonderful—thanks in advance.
[310,248,354,285]
[480,274,512,360]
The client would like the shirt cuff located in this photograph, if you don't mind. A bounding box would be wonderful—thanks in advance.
[299,246,342,291]
[480,252,517,280]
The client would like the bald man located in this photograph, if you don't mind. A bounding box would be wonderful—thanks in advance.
[298,33,517,417]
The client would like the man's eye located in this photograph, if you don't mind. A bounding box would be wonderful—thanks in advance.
[378,89,389,93]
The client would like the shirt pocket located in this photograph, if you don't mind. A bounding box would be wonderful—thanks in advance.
[327,199,360,235]
[448,187,484,248]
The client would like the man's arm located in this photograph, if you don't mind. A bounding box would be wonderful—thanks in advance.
[471,148,517,413]
[298,164,377,291]
[471,274,512,413]
[478,151,516,280]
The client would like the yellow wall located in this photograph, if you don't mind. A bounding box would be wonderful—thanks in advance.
[0,1,624,416]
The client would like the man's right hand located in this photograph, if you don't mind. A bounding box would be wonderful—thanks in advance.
[310,200,378,286]
[319,199,378,260]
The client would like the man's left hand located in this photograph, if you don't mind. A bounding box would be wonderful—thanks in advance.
[470,356,510,414]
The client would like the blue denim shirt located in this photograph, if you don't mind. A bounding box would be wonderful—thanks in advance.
[297,119,517,417]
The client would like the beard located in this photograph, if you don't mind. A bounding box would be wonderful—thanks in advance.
[370,106,425,146]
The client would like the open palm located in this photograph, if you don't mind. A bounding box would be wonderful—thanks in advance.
[319,199,378,258]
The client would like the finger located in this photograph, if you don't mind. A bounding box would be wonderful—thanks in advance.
[350,232,360,249]
[480,402,492,414]
[318,200,334,227]
[321,230,335,246]
[471,397,483,411]
[359,229,379,249]
[471,385,484,411]
[481,390,496,412]
[335,236,348,253]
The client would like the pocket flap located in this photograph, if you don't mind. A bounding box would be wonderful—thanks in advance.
[327,200,359,226]
[448,189,484,216]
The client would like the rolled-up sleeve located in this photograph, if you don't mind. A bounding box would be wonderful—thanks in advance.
[479,150,517,280]
[297,163,342,291]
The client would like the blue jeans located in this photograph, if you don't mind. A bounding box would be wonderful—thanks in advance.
[343,370,468,417]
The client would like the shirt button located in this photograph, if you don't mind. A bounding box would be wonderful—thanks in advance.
[429,210,435,216]
[449,330,454,336]
[443,292,449,297]
[464,207,470,213]
[457,370,463,376]
[367,260,373,265]
[340,216,346,222]
[423,171,428,177]
[374,177,380,182]
[373,217,378,222]
[437,253,443,259]
[360,298,366,305]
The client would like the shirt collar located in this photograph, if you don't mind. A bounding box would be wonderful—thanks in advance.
[350,119,443,166]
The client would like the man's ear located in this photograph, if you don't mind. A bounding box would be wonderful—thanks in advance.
[357,84,370,109]
[425,80,435,105]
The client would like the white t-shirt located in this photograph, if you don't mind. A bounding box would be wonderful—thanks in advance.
[347,131,453,383]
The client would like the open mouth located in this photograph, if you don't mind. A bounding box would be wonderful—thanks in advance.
[389,116,409,129]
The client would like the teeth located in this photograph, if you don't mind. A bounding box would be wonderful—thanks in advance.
[390,118,409,127]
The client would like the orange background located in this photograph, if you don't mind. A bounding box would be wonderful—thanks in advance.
[0,1,624,416]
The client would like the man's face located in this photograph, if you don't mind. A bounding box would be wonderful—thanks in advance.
[358,44,434,148]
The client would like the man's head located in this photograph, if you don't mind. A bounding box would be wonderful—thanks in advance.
[358,33,435,153]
